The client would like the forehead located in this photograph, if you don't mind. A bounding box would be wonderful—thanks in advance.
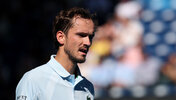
[73,17,93,25]
[70,17,94,34]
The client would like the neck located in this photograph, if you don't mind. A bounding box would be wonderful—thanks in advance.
[55,48,76,74]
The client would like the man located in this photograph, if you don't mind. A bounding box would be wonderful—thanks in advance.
[16,7,97,100]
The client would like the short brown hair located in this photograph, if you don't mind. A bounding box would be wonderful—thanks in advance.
[52,7,97,49]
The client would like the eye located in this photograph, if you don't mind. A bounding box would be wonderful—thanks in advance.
[89,34,95,40]
[77,32,94,40]
[79,34,87,37]
[76,32,87,37]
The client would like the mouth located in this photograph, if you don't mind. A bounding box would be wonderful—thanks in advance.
[79,48,88,55]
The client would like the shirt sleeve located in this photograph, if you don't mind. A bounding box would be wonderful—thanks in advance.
[16,72,39,100]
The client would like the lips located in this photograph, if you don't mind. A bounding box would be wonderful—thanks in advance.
[79,47,88,55]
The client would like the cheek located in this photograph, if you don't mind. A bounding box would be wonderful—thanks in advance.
[71,36,82,46]
[66,38,78,50]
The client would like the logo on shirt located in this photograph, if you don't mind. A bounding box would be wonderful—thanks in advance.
[87,96,91,100]
[84,87,92,100]
[17,96,27,100]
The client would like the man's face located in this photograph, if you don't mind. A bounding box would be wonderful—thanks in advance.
[64,17,95,63]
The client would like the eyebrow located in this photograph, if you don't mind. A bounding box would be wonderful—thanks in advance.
[76,32,94,35]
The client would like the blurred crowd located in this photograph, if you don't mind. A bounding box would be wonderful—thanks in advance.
[1,0,176,99]
[79,0,176,98]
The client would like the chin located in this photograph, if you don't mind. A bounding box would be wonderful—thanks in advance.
[77,58,86,63]
[75,57,86,63]
[69,53,86,63]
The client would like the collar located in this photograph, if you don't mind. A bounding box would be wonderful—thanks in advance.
[47,55,82,79]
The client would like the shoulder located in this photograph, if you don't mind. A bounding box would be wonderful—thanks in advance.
[25,63,51,79]
[16,63,52,96]
[75,76,95,96]
[82,76,94,90]
[17,63,52,87]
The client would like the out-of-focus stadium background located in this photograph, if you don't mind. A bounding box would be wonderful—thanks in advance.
[1,0,176,99]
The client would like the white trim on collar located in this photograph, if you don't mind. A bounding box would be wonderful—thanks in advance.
[47,55,82,78]
[48,55,70,77]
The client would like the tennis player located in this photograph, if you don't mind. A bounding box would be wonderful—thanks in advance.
[16,7,97,100]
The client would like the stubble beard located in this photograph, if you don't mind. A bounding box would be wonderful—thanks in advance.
[64,47,86,63]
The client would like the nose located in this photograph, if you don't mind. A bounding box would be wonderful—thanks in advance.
[84,36,91,47]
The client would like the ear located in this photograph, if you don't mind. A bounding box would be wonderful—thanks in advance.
[56,31,65,45]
